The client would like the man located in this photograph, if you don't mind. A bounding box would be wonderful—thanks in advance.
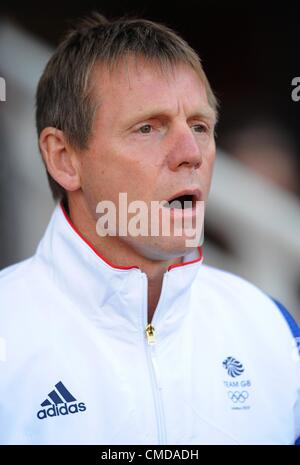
[0,13,299,445]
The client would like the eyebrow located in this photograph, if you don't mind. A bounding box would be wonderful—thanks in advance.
[125,107,217,127]
[187,110,217,123]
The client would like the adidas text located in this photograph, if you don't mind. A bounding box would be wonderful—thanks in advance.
[37,402,86,420]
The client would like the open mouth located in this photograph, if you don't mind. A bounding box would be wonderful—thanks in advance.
[167,194,194,209]
[163,190,201,210]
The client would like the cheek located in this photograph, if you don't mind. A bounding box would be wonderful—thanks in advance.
[78,150,115,206]
[115,151,159,199]
[206,141,216,170]
[83,136,160,202]
[202,147,216,193]
[203,144,215,164]
[208,151,216,173]
[81,157,105,194]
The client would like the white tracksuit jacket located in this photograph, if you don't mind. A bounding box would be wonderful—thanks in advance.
[0,204,299,445]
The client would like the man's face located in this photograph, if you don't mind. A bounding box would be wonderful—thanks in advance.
[78,57,216,260]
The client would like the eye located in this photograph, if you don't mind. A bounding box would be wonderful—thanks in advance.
[192,123,208,133]
[138,124,153,134]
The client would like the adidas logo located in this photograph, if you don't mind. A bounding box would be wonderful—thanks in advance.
[37,381,86,420]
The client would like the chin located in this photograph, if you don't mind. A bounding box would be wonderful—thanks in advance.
[128,235,199,262]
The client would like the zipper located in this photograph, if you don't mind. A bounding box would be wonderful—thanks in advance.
[145,324,155,344]
[141,272,168,445]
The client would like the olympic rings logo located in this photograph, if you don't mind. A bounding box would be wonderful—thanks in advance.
[227,391,249,403]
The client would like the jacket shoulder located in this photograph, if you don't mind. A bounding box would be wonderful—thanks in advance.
[0,256,49,316]
[197,263,269,297]
[197,264,300,342]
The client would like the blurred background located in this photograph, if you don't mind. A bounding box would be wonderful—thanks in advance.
[0,1,299,322]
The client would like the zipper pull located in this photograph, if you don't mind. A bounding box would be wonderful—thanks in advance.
[145,324,155,344]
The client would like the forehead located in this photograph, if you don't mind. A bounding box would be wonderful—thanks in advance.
[91,57,215,121]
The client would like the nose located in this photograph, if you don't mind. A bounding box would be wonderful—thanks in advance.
[167,124,203,171]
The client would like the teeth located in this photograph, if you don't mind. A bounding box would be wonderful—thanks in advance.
[163,195,194,209]
[169,200,183,209]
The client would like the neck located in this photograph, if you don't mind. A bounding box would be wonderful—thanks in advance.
[67,195,183,322]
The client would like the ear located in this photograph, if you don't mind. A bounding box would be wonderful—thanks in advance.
[39,128,81,192]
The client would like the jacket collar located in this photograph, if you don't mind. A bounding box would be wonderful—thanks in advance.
[36,204,203,339]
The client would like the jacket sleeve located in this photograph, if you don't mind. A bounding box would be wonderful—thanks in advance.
[271,298,300,445]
